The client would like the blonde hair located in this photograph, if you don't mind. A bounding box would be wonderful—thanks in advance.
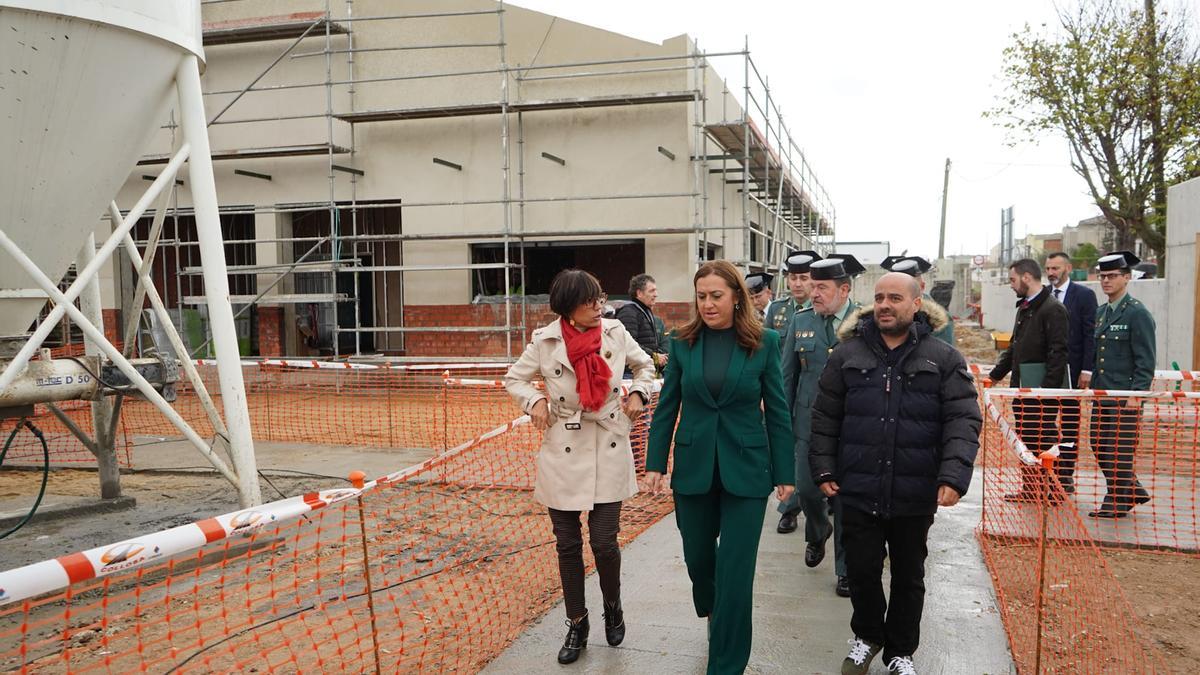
[674,260,764,352]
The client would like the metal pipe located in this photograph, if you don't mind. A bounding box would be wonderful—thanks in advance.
[177,54,262,506]
[121,188,173,356]
[498,0,513,358]
[200,51,748,97]
[0,224,238,484]
[292,42,501,58]
[518,65,693,82]
[77,234,121,499]
[0,144,190,394]
[117,222,230,440]
[208,19,322,126]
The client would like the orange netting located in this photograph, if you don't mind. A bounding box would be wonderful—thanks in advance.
[0,385,671,673]
[978,387,1199,673]
[1,363,521,467]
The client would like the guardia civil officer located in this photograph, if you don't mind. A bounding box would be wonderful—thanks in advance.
[778,254,865,598]
[880,256,955,346]
[764,250,821,338]
[1089,251,1155,519]
[745,271,774,319]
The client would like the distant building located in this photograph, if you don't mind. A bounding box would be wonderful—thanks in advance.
[833,241,890,266]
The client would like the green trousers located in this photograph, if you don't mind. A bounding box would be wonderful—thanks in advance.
[674,485,768,675]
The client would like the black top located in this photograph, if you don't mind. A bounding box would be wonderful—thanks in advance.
[702,326,737,401]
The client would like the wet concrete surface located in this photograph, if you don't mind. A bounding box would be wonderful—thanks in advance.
[484,470,1014,674]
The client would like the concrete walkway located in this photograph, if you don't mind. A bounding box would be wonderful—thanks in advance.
[485,471,1014,674]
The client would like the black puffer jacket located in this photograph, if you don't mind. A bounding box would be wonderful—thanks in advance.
[615,300,665,358]
[809,307,981,517]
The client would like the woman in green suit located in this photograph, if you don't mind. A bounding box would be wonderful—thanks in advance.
[644,260,795,675]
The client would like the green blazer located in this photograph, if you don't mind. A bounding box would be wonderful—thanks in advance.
[646,328,794,497]
[1093,293,1156,391]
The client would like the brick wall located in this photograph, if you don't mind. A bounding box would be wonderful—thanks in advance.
[402,302,694,358]
[101,309,121,347]
[257,307,284,357]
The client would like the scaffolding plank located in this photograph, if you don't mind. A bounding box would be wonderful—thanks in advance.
[336,90,698,123]
[138,144,351,165]
[182,293,350,306]
[705,120,833,235]
[203,12,349,47]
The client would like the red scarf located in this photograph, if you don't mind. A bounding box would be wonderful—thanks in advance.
[560,318,611,412]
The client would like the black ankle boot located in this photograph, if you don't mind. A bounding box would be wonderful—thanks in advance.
[603,600,625,646]
[557,613,589,664]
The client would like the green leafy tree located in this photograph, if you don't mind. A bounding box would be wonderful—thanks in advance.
[1071,242,1102,269]
[990,0,1200,264]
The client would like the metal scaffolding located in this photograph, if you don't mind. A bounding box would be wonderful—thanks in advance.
[123,0,837,360]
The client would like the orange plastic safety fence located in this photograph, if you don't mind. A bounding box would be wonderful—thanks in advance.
[978,388,1198,673]
[0,394,672,674]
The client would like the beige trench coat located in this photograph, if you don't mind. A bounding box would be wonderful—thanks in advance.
[504,318,655,511]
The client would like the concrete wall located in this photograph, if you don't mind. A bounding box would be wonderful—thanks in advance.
[99,1,829,356]
[1165,176,1200,370]
[110,0,763,310]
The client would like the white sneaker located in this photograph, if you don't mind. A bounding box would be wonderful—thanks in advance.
[841,637,882,675]
[888,655,917,674]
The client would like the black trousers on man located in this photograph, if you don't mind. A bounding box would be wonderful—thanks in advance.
[1090,401,1147,507]
[1055,397,1082,475]
[841,505,935,662]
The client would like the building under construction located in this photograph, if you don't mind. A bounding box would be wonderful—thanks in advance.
[106,0,836,359]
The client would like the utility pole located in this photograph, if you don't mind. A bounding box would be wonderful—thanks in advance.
[938,157,951,259]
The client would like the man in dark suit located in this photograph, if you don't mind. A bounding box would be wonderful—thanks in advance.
[1044,252,1098,493]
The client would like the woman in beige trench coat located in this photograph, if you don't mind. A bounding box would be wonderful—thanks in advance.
[504,269,655,665]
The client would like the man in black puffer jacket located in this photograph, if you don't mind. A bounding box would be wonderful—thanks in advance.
[810,272,981,675]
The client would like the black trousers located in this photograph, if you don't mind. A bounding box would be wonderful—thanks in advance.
[1090,400,1142,503]
[1057,398,1082,475]
[841,505,935,662]
[548,501,623,620]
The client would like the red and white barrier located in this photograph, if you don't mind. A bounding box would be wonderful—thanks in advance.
[0,484,365,607]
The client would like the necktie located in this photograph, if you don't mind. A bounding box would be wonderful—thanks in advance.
[1054,288,1062,301]
[824,315,836,343]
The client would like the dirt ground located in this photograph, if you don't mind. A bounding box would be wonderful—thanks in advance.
[0,467,343,569]
[955,321,1002,365]
[1104,549,1200,671]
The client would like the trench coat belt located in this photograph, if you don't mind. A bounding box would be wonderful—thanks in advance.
[554,403,625,431]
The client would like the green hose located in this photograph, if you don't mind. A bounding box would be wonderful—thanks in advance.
[0,419,49,540]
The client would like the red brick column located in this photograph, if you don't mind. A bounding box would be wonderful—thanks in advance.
[101,309,122,348]
[257,306,284,357]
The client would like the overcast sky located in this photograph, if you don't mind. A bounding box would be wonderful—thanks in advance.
[510,0,1114,259]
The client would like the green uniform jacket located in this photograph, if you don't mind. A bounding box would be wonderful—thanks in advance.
[646,329,794,496]
[765,297,805,346]
[923,293,955,346]
[781,301,861,444]
[1093,294,1156,391]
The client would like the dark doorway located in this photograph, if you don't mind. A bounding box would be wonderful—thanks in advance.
[471,239,646,299]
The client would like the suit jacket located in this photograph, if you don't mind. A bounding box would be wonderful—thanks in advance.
[1093,293,1156,391]
[989,286,1070,388]
[1054,283,1098,388]
[646,329,794,497]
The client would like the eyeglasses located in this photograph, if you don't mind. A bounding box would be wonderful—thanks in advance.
[585,295,608,308]
[1098,272,1125,280]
